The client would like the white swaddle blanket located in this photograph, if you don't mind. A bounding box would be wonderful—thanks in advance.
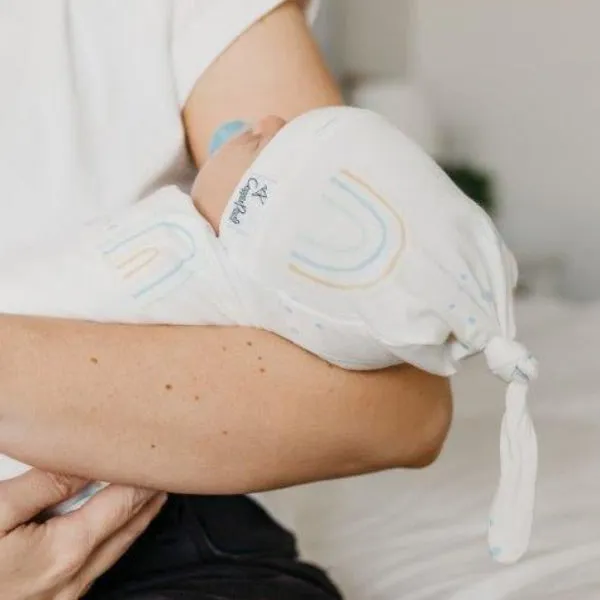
[0,106,538,565]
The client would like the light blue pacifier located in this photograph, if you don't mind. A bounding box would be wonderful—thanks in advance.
[208,120,250,156]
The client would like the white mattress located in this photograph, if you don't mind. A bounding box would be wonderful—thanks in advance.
[257,296,600,599]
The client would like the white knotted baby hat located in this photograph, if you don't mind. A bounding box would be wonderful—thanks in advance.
[218,106,539,565]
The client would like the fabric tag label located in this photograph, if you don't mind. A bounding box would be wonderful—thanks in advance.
[226,174,271,227]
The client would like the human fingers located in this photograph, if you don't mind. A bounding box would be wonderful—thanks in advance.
[0,470,87,534]
[49,484,162,555]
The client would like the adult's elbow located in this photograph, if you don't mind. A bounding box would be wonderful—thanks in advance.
[368,371,453,472]
[405,375,453,468]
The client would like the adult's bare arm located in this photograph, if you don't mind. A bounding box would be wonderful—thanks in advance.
[0,315,451,494]
[183,1,344,166]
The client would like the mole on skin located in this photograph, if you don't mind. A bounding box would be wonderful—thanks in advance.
[90,357,99,364]
[165,384,173,391]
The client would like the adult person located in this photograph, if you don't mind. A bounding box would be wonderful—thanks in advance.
[0,1,452,597]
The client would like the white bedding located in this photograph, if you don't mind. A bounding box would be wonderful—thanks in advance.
[257,296,600,599]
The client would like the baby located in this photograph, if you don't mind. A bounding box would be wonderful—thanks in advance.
[0,107,538,565]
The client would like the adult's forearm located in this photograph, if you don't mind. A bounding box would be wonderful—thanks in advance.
[0,315,451,494]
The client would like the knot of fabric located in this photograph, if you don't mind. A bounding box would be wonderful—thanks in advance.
[482,336,540,565]
[484,336,539,384]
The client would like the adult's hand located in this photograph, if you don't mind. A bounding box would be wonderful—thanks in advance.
[0,470,166,600]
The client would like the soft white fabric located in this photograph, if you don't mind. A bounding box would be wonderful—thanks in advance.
[0,187,243,326]
[217,106,539,563]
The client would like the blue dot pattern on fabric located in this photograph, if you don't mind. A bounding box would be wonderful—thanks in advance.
[490,546,502,559]
[208,120,250,156]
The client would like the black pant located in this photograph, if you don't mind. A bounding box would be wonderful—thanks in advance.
[87,494,343,599]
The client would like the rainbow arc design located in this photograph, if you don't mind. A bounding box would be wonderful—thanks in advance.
[289,170,405,289]
[102,221,197,300]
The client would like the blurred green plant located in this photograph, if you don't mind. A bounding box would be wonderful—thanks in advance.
[441,164,497,217]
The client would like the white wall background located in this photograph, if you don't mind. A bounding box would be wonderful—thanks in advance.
[410,0,600,300]
[335,0,410,78]
[317,0,411,79]
[312,0,344,78]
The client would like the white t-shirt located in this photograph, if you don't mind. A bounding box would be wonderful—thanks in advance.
[0,0,318,263]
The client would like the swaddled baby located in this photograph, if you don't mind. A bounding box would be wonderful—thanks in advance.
[0,107,538,565]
